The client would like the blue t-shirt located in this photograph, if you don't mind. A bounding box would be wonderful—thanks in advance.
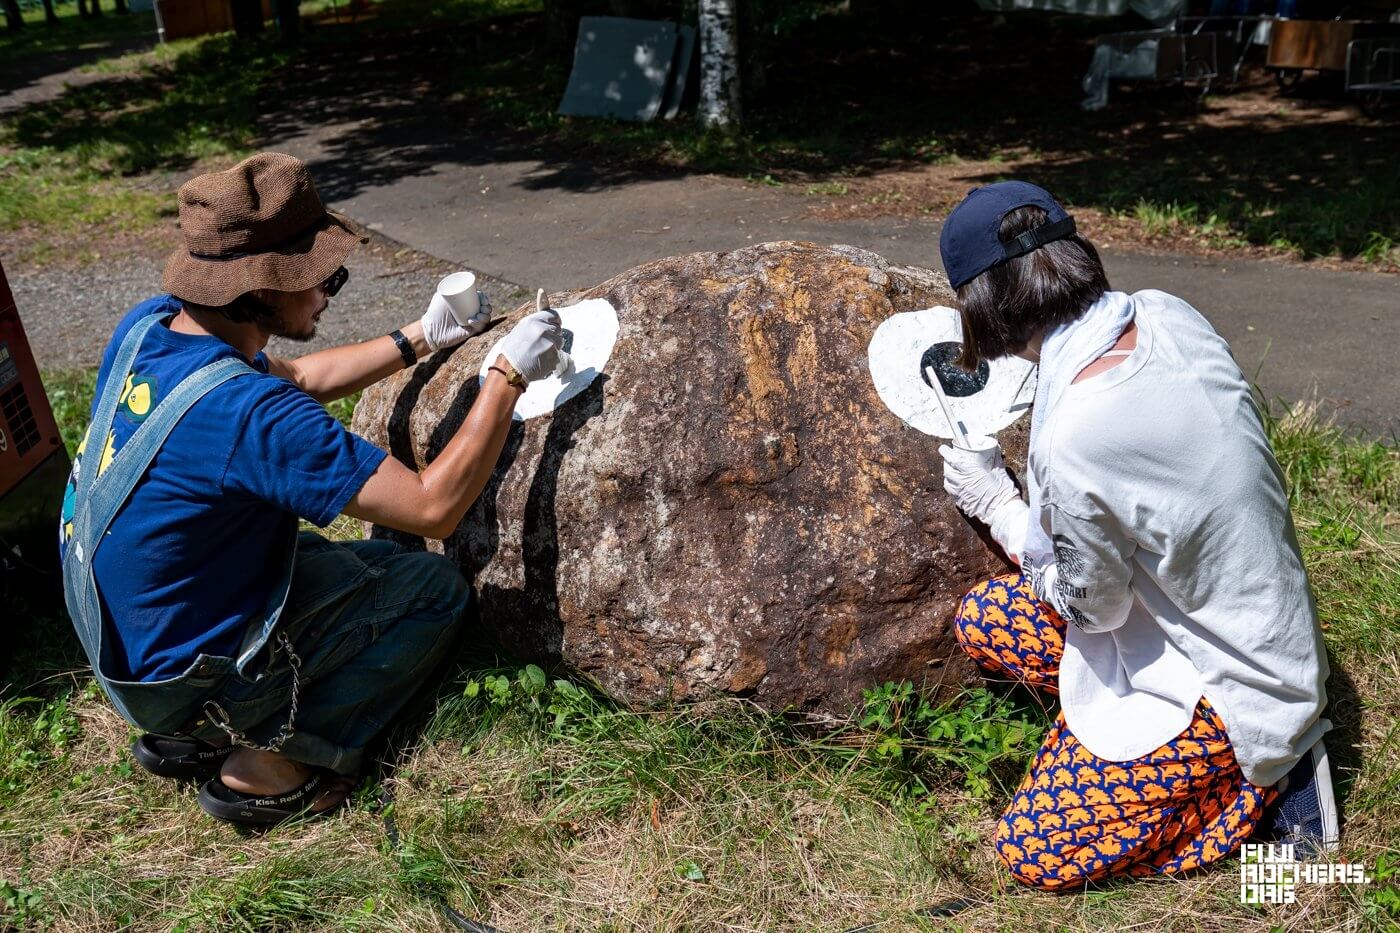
[59,296,387,681]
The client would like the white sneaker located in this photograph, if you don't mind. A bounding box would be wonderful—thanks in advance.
[1269,737,1340,857]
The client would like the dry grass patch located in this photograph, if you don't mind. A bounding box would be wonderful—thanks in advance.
[4,397,1397,931]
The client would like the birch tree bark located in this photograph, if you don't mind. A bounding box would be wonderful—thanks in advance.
[698,0,741,128]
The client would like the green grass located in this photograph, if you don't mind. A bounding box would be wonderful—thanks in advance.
[0,2,155,63]
[38,368,98,455]
[0,22,289,264]
[1130,199,1199,239]
[3,375,1397,929]
[389,0,1398,266]
[3,0,1396,268]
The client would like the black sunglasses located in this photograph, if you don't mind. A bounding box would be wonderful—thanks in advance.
[323,266,349,298]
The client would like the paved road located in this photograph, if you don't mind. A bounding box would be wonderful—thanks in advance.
[4,46,1391,436]
[264,121,1399,438]
[8,241,525,373]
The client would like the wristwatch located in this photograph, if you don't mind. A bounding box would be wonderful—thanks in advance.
[388,329,416,369]
[490,363,528,389]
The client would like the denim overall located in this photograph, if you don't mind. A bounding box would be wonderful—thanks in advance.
[61,312,300,741]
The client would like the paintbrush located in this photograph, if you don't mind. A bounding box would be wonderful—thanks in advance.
[538,288,574,379]
[924,363,972,449]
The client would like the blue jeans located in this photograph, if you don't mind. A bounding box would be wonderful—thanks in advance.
[187,533,470,775]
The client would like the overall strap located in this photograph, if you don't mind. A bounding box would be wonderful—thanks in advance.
[63,349,256,681]
[75,312,169,504]
[81,356,253,549]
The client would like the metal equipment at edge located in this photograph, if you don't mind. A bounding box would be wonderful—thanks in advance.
[0,258,70,593]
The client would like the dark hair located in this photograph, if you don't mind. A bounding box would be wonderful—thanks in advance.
[183,292,278,325]
[955,205,1109,369]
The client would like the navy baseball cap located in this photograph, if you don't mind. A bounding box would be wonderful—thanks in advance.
[939,181,1078,289]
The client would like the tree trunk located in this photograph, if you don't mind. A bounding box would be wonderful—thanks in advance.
[41,0,59,25]
[274,0,300,43]
[112,0,128,13]
[698,0,740,128]
[89,0,102,17]
[229,0,264,36]
[541,0,583,53]
[1,0,22,32]
[77,0,90,18]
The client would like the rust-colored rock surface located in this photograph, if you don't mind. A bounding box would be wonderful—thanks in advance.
[353,241,1024,713]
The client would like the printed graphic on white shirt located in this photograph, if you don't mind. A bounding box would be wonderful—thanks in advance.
[1028,535,1091,631]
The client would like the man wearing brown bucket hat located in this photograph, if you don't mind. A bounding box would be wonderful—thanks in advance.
[59,152,565,825]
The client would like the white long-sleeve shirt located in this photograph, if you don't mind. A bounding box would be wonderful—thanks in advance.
[1027,289,1329,788]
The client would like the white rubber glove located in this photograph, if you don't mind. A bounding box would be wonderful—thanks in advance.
[497,309,562,384]
[938,439,1029,563]
[421,291,492,352]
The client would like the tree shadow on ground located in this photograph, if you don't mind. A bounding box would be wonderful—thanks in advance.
[4,0,1395,260]
[0,31,156,114]
[4,32,288,178]
[0,12,155,88]
[248,0,1397,260]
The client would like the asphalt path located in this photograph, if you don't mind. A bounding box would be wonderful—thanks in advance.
[4,55,1392,437]
[8,243,525,373]
[260,134,1398,438]
[0,32,156,116]
[1,18,1393,436]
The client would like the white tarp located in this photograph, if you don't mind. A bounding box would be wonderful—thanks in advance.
[1081,34,1162,109]
[975,0,1185,25]
[558,17,679,122]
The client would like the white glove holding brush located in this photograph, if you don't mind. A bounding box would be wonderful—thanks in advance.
[938,436,1028,563]
[498,308,562,384]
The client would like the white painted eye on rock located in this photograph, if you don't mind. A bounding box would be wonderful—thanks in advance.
[868,306,1036,439]
[479,298,621,421]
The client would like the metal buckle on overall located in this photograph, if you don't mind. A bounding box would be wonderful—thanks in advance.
[201,632,303,754]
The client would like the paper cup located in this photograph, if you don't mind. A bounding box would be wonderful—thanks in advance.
[433,271,480,327]
[953,433,1001,469]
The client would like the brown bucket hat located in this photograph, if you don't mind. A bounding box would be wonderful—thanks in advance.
[162,152,368,307]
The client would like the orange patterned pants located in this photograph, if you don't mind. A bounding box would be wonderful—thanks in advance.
[955,572,1274,890]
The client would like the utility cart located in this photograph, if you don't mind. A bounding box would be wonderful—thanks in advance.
[1346,36,1400,112]
[1083,22,1231,107]
[1267,18,1400,91]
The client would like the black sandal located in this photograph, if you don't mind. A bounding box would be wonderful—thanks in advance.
[131,733,233,780]
[197,771,339,826]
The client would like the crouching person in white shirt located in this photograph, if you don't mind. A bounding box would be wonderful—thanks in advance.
[935,181,1335,891]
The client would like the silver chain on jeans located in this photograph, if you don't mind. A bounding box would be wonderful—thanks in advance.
[203,632,303,753]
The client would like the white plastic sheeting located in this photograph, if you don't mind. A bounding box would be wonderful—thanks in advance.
[975,0,1185,25]
[559,18,678,122]
[1081,35,1162,109]
[558,17,697,122]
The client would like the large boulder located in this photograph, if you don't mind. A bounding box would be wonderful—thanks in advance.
[353,242,1024,714]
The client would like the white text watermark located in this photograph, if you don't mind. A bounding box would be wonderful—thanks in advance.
[1240,843,1372,904]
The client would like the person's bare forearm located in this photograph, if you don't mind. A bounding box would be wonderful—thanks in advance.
[276,322,432,403]
[417,356,522,535]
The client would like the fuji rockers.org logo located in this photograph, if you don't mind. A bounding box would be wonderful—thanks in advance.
[1240,843,1372,904]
